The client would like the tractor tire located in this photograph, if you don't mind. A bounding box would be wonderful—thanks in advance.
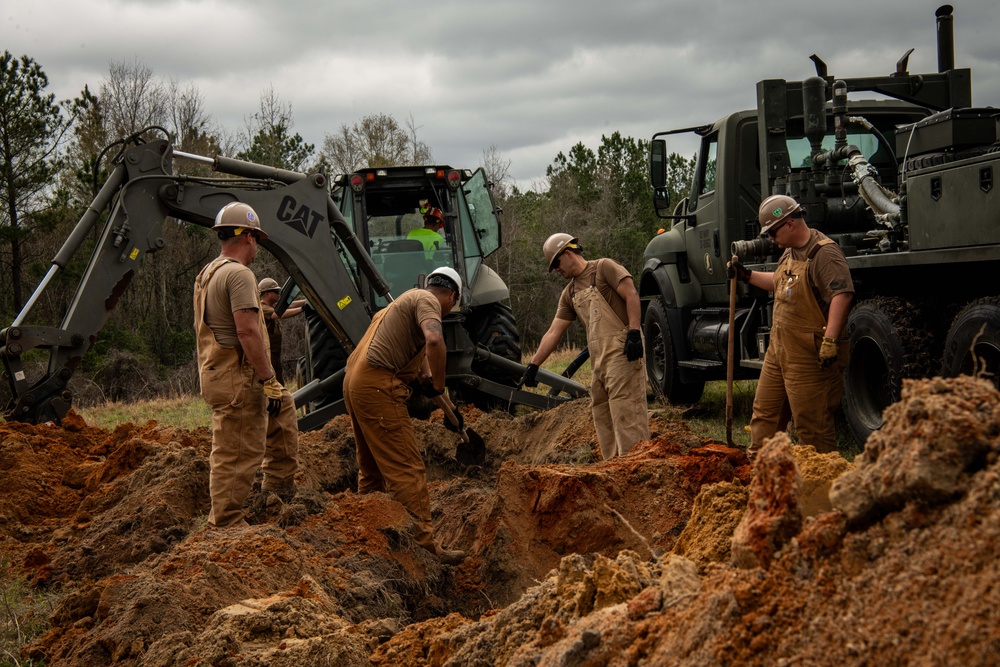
[300,307,348,409]
[644,296,704,404]
[459,302,523,412]
[842,297,935,447]
[940,296,1000,385]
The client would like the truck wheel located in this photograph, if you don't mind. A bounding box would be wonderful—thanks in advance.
[301,307,348,409]
[940,296,1000,384]
[644,297,704,404]
[842,297,934,446]
[460,302,523,412]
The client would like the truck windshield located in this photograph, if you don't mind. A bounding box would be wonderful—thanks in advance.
[786,131,884,168]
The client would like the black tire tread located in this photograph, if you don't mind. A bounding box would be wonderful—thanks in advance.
[644,296,704,404]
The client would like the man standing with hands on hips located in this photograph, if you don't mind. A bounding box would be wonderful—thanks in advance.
[729,194,854,456]
[520,233,649,459]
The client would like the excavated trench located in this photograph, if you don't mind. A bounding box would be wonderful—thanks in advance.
[1,376,998,665]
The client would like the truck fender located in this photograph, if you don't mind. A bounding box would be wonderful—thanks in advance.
[467,264,510,308]
[640,260,679,306]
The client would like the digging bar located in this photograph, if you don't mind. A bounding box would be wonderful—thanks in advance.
[725,255,738,447]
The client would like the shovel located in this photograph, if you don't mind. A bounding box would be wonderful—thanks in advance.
[725,254,738,447]
[433,395,487,467]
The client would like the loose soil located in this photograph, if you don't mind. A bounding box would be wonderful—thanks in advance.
[1,376,997,665]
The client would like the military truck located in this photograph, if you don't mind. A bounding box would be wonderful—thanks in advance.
[0,139,585,430]
[296,165,524,420]
[640,5,1000,445]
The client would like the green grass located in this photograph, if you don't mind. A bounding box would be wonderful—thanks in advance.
[1,559,54,667]
[659,379,758,448]
[77,395,212,431]
[529,345,593,388]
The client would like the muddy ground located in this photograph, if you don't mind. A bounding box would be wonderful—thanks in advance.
[1,376,998,665]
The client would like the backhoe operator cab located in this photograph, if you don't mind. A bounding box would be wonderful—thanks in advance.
[332,166,506,310]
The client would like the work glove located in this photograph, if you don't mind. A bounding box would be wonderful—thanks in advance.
[624,329,644,361]
[519,363,540,388]
[443,406,464,433]
[261,376,284,417]
[818,337,839,368]
[727,259,752,284]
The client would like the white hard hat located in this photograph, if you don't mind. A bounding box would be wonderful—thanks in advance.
[426,266,462,302]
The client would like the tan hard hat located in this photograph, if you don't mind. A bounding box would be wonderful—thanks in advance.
[258,277,280,293]
[758,194,801,237]
[543,233,579,272]
[213,202,268,240]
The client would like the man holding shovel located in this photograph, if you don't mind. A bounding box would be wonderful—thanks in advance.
[729,195,853,455]
[342,266,466,565]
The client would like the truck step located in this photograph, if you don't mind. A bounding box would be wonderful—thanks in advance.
[678,359,724,370]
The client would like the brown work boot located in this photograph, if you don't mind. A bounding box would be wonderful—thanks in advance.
[438,547,466,565]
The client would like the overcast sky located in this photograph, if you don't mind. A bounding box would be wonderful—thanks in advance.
[5,0,999,190]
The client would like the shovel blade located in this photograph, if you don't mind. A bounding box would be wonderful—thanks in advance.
[456,427,486,467]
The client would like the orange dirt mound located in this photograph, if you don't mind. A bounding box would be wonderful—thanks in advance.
[2,378,997,665]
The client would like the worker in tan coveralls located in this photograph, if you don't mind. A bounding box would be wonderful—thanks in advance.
[342,266,466,565]
[729,194,854,455]
[256,277,306,500]
[519,234,649,459]
[193,203,298,528]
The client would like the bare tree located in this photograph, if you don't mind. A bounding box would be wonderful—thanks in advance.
[480,144,512,200]
[405,113,432,165]
[168,79,219,158]
[321,112,431,173]
[100,57,168,140]
[237,85,314,170]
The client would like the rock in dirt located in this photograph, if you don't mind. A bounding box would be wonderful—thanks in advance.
[830,375,1000,524]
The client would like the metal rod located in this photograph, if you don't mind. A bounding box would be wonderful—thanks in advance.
[172,149,215,166]
[12,265,58,327]
[726,255,738,446]
[14,163,128,326]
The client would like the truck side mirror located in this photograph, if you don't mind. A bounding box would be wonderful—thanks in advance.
[650,139,667,189]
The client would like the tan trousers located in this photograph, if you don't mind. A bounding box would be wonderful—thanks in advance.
[591,339,650,459]
[263,385,299,491]
[343,359,438,553]
[750,325,847,453]
[749,247,848,453]
[201,357,268,527]
[573,284,650,459]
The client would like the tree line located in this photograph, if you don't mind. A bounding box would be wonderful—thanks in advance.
[0,52,693,408]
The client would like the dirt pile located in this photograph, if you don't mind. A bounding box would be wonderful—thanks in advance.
[2,375,997,665]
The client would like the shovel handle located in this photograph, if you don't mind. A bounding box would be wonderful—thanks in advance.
[725,254,738,446]
[433,395,470,444]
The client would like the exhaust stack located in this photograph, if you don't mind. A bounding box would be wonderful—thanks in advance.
[936,5,955,72]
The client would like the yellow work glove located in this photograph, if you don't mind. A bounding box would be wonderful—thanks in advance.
[261,376,284,417]
[818,337,839,369]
